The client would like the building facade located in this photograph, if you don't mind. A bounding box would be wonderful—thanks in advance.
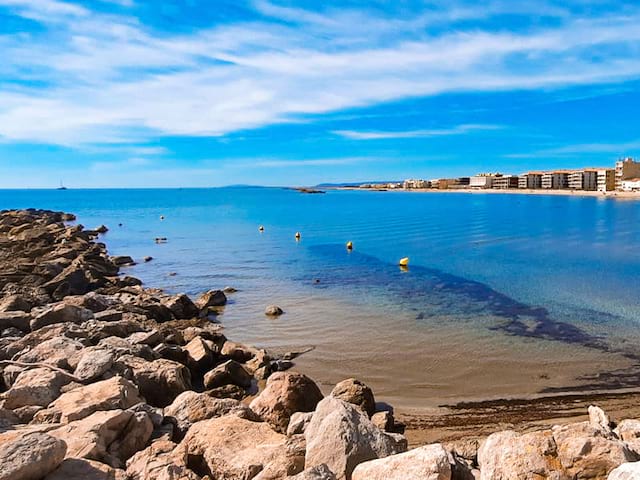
[615,158,640,190]
[597,169,615,191]
[470,175,495,189]
[542,172,569,189]
[492,176,519,189]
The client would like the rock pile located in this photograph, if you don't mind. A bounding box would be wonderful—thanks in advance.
[2,209,640,480]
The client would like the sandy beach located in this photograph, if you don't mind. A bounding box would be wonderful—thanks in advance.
[336,187,640,199]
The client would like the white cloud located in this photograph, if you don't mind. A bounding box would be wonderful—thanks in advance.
[334,124,503,140]
[0,1,640,147]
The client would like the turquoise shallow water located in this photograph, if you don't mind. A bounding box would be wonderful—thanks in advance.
[2,187,640,407]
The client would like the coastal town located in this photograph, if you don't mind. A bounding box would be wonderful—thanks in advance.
[359,157,640,193]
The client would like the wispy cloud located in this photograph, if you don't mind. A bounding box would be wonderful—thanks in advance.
[334,124,503,140]
[1,0,640,148]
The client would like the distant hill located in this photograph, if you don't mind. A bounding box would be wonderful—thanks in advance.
[315,181,402,187]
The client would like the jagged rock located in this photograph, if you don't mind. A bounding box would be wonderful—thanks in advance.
[552,421,635,479]
[174,415,305,479]
[93,310,123,322]
[250,372,323,433]
[111,256,135,266]
[221,340,257,362]
[330,378,376,417]
[86,318,144,340]
[114,355,191,408]
[33,376,143,424]
[127,329,163,347]
[48,408,152,468]
[96,336,157,361]
[351,444,451,480]
[288,464,337,479]
[616,420,640,455]
[154,343,190,364]
[162,294,199,320]
[126,440,200,480]
[43,458,127,480]
[589,405,613,435]
[265,305,283,316]
[287,411,314,436]
[63,293,112,313]
[371,411,394,432]
[73,347,115,382]
[0,432,67,480]
[17,336,85,369]
[164,391,256,436]
[203,360,252,390]
[1,367,72,409]
[195,290,227,309]
[608,462,640,479]
[184,337,215,371]
[0,294,33,313]
[0,311,31,332]
[31,303,93,331]
[305,397,407,480]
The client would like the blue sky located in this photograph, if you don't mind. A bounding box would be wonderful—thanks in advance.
[1,0,640,187]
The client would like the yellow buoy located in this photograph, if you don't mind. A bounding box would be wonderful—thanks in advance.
[346,241,353,250]
[259,225,264,232]
[295,232,301,240]
[399,257,409,266]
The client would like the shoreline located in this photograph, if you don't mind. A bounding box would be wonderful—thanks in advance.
[2,209,640,478]
[333,186,640,199]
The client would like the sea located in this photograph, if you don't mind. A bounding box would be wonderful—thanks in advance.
[2,187,640,409]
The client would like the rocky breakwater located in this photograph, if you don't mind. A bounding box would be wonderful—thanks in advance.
[2,209,640,479]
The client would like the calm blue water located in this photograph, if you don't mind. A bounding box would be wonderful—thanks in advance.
[2,187,640,406]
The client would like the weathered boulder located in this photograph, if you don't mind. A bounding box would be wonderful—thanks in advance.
[352,444,451,480]
[221,340,257,362]
[17,335,85,369]
[265,305,283,316]
[330,378,376,417]
[0,294,33,313]
[48,409,151,467]
[126,440,200,480]
[164,391,255,436]
[175,415,305,479]
[288,464,337,479]
[371,411,394,432]
[552,421,635,479]
[93,309,123,322]
[287,411,314,436]
[73,347,115,382]
[0,407,19,428]
[608,462,640,479]
[589,405,613,435]
[203,359,252,390]
[305,397,407,480]
[163,294,199,320]
[195,290,227,309]
[43,458,127,480]
[0,311,31,332]
[111,256,135,266]
[184,337,215,371]
[33,376,143,423]
[0,432,67,480]
[1,367,71,409]
[115,355,191,408]
[617,420,640,455]
[31,304,93,331]
[250,372,323,433]
[127,330,163,347]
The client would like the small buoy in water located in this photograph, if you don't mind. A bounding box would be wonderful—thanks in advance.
[346,241,353,250]
[295,232,301,240]
[259,225,264,232]
[399,257,409,266]
[160,215,165,221]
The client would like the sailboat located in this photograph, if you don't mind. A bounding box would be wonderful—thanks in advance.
[57,181,67,191]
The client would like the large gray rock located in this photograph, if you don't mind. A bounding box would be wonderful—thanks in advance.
[305,397,407,480]
[162,294,199,320]
[0,432,67,480]
[195,290,227,309]
[250,372,323,433]
[608,462,640,480]
[33,376,143,424]
[164,391,255,436]
[1,367,71,409]
[115,355,191,408]
[287,411,314,436]
[73,347,115,382]
[330,379,376,417]
[203,360,252,390]
[31,304,93,331]
[351,444,451,480]
[174,415,305,479]
[17,336,85,369]
[48,409,152,468]
[0,311,31,332]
